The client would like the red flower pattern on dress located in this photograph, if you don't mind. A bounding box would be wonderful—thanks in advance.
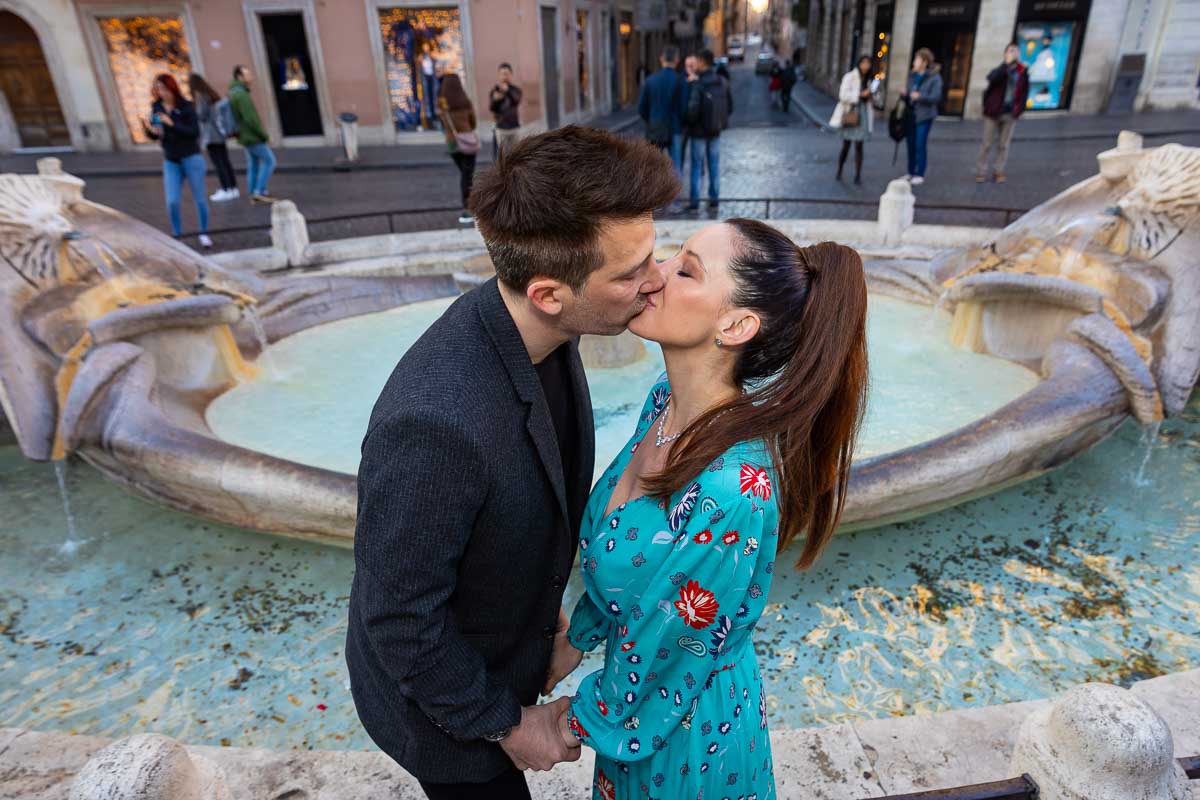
[739,464,772,500]
[674,580,719,629]
[568,712,589,741]
[596,768,616,800]
[597,699,609,716]
[620,641,636,652]
[722,530,740,546]
[693,529,713,545]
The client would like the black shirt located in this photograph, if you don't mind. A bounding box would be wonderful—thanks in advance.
[535,344,577,493]
[147,99,201,162]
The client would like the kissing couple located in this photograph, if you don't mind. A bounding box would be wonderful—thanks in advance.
[347,126,869,800]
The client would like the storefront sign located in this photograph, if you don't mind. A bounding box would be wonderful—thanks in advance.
[917,0,980,25]
[1017,0,1089,20]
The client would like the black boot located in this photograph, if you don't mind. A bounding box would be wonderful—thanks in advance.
[854,145,863,185]
[836,142,849,181]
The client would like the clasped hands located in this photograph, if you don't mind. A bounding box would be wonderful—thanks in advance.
[499,607,585,771]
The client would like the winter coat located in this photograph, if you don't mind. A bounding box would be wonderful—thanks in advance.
[228,79,269,147]
[637,67,685,137]
[982,61,1030,119]
[438,98,477,146]
[905,65,943,124]
[829,69,875,132]
[194,94,223,148]
[145,99,201,162]
[488,84,522,130]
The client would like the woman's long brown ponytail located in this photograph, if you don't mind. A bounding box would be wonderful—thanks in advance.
[642,221,869,569]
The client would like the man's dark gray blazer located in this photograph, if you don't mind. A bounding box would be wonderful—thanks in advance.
[346,278,595,783]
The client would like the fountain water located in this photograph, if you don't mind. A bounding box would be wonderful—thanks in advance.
[1132,420,1162,487]
[52,459,83,555]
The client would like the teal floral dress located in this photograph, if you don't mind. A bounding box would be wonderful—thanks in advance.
[566,374,778,800]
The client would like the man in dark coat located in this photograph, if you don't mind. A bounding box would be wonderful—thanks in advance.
[638,45,686,174]
[976,43,1030,183]
[347,125,680,800]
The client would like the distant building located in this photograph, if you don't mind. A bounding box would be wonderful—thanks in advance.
[0,0,662,153]
[770,0,1200,119]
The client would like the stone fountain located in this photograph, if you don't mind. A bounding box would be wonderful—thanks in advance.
[0,135,1197,542]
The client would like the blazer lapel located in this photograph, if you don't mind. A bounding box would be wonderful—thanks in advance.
[477,279,570,527]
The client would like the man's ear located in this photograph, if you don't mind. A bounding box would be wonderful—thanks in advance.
[718,310,761,347]
[527,278,567,316]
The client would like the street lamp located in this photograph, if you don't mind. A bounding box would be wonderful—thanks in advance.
[748,0,769,12]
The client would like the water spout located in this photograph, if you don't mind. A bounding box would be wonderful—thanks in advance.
[53,460,84,555]
[1133,421,1162,487]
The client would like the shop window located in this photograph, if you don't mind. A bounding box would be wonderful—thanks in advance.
[98,16,192,144]
[1016,21,1077,110]
[377,7,465,131]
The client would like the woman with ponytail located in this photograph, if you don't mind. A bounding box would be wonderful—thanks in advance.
[549,219,869,799]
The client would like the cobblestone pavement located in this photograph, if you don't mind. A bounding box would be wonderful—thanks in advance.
[3,53,1197,248]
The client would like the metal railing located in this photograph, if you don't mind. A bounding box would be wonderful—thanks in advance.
[870,755,1200,800]
[176,197,1029,253]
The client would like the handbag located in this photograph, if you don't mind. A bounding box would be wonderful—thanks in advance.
[842,104,860,128]
[442,107,481,155]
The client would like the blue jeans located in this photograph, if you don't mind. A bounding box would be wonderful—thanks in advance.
[246,143,276,196]
[162,153,209,236]
[906,118,933,177]
[689,136,720,205]
[670,133,684,177]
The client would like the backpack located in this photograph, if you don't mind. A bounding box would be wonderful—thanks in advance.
[214,97,239,139]
[698,76,730,137]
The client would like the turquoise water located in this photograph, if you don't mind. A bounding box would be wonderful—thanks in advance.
[2,395,1196,749]
[206,295,1039,479]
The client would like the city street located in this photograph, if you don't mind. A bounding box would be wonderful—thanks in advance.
[3,50,1198,249]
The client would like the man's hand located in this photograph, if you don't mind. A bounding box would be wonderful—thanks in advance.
[500,697,581,771]
[543,606,583,695]
[911,90,921,100]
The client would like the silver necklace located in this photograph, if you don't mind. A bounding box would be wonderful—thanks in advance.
[656,401,684,447]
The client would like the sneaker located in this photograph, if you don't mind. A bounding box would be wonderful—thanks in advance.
[209,188,227,202]
[910,176,925,185]
[458,212,475,224]
[250,193,278,204]
[993,172,1007,184]
[198,234,213,249]
[228,188,240,199]
[902,174,913,181]
[975,174,986,183]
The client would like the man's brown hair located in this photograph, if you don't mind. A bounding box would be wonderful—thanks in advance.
[469,125,679,290]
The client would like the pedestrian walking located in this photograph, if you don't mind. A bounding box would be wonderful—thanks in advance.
[228,65,278,204]
[436,73,480,225]
[684,49,732,210]
[976,43,1029,184]
[637,45,686,175]
[188,73,238,203]
[419,43,440,131]
[489,63,522,157]
[900,48,942,185]
[140,74,211,249]
[780,59,798,112]
[768,62,783,108]
[830,55,875,184]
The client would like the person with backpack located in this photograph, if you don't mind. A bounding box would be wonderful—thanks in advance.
[188,73,238,202]
[830,55,875,184]
[436,73,480,225]
[975,43,1029,184]
[900,47,942,185]
[228,65,278,204]
[637,45,686,175]
[684,49,732,211]
[140,74,211,249]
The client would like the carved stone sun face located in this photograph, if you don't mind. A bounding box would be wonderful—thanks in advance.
[1116,143,1200,259]
[0,175,74,289]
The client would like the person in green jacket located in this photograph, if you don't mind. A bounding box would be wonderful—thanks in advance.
[229,65,277,204]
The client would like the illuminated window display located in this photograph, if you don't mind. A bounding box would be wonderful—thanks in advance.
[377,7,464,131]
[1014,0,1090,111]
[98,16,192,145]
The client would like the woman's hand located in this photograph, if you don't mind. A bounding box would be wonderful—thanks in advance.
[542,606,584,695]
[159,112,174,127]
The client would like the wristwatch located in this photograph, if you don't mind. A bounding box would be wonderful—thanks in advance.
[482,726,512,742]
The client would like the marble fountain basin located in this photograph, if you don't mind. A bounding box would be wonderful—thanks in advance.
[0,139,1197,542]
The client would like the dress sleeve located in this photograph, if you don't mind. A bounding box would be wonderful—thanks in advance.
[567,372,671,652]
[565,464,775,762]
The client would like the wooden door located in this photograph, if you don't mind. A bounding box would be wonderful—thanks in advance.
[0,12,69,148]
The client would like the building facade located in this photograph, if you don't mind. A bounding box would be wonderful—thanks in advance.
[774,0,1200,120]
[0,0,664,153]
